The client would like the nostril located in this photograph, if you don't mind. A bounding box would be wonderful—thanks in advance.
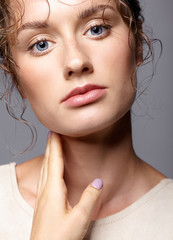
[82,67,89,73]
[66,64,92,78]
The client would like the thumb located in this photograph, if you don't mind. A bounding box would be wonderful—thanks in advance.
[74,179,103,222]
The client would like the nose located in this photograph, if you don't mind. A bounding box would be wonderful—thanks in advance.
[63,43,93,80]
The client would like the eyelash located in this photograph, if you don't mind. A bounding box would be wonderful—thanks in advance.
[27,23,112,56]
[85,24,112,39]
[28,38,52,56]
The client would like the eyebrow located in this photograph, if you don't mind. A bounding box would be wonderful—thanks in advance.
[18,4,115,34]
[78,4,115,19]
[18,21,49,34]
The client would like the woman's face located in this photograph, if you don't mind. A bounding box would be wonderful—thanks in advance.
[11,0,137,137]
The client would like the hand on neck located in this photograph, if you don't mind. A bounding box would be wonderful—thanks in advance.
[15,112,165,219]
[61,114,143,219]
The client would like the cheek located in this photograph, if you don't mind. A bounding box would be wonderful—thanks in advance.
[101,35,135,73]
[16,56,57,102]
[93,33,136,90]
[91,34,137,117]
[15,55,65,128]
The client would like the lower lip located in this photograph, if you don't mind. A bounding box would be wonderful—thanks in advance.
[62,88,106,107]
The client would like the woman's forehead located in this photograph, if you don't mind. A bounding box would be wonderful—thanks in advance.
[21,0,114,7]
[19,0,115,23]
[56,0,90,5]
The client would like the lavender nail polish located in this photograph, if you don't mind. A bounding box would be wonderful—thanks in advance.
[91,178,103,190]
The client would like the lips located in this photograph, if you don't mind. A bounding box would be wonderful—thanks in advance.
[61,84,107,107]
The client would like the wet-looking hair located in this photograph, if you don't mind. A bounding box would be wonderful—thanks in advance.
[0,0,158,152]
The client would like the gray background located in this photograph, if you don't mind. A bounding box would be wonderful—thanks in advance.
[0,0,173,178]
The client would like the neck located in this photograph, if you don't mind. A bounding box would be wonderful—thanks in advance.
[61,113,143,219]
[16,113,165,218]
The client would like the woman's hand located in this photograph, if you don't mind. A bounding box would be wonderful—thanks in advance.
[30,132,103,240]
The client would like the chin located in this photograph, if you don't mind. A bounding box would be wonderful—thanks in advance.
[38,97,134,138]
[51,112,129,138]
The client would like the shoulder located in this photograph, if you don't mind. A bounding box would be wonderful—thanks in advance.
[89,179,173,240]
[0,163,15,194]
[0,162,18,211]
[0,162,14,175]
[0,163,33,239]
[164,178,173,188]
[147,178,173,210]
[157,178,173,199]
[140,178,173,231]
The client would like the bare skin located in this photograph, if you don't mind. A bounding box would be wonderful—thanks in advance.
[11,0,166,238]
[28,132,103,240]
[16,113,166,221]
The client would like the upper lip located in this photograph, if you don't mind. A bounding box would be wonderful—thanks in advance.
[61,84,106,102]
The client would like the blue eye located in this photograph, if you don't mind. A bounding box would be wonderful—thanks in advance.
[86,24,111,38]
[29,39,54,56]
[35,41,49,51]
[90,26,104,35]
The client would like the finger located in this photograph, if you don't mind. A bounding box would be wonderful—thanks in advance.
[37,132,51,195]
[73,178,103,222]
[45,132,68,210]
[47,132,64,182]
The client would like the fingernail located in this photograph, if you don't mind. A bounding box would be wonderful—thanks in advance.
[47,131,51,139]
[91,178,103,190]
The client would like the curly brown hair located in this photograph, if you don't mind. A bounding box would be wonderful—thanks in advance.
[0,0,156,152]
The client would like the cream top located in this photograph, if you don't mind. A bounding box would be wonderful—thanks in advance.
[0,163,173,240]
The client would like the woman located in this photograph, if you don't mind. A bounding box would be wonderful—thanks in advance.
[0,0,173,239]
